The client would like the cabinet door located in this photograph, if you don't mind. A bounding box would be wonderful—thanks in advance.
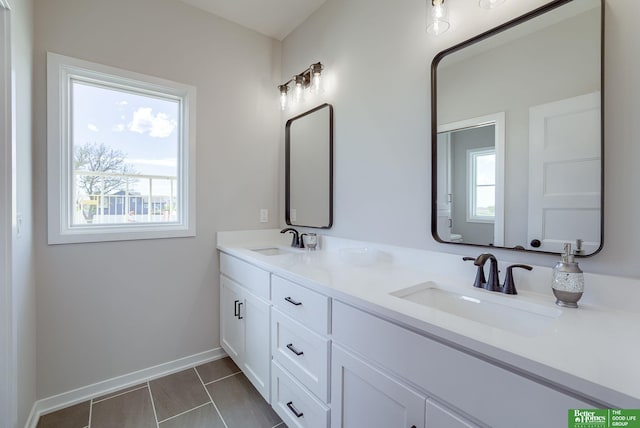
[220,276,244,363]
[331,344,426,428]
[426,400,478,428]
[243,292,271,402]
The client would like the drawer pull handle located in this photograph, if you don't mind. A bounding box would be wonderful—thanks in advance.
[286,401,304,418]
[286,343,304,356]
[285,296,302,306]
[237,302,243,319]
[234,300,240,317]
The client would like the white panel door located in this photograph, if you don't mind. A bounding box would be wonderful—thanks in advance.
[331,344,426,428]
[528,92,601,253]
[243,292,271,402]
[0,5,12,426]
[220,276,244,363]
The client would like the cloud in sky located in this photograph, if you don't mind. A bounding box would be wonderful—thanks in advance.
[87,123,99,132]
[128,107,177,138]
[112,124,125,132]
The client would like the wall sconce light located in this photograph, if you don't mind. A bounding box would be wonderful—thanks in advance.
[426,0,507,36]
[478,0,506,9]
[278,62,324,110]
[427,0,450,36]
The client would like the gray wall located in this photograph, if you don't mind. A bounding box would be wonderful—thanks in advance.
[450,126,495,245]
[33,0,281,398]
[281,0,640,278]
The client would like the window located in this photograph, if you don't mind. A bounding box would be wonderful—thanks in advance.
[47,53,196,244]
[467,147,495,222]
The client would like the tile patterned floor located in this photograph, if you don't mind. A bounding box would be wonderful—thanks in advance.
[36,357,286,428]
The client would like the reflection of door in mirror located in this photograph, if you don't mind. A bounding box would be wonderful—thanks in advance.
[436,113,505,247]
[285,103,333,228]
[528,92,601,253]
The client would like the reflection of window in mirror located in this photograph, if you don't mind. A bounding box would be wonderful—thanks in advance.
[468,147,495,223]
[436,112,505,247]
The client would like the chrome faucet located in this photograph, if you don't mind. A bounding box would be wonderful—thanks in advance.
[463,254,532,295]
[280,227,305,248]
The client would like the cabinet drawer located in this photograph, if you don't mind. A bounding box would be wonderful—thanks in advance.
[272,275,330,334]
[220,253,270,300]
[272,309,330,402]
[332,300,590,428]
[272,361,330,428]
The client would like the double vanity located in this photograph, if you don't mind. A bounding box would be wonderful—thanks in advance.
[217,229,640,428]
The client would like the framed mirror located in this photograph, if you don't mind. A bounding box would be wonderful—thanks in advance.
[285,103,333,228]
[431,0,603,256]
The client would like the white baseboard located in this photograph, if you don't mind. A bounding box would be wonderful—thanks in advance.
[24,347,227,428]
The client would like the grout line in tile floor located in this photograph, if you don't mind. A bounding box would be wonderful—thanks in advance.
[157,401,211,424]
[88,398,93,428]
[92,384,149,404]
[37,359,283,428]
[147,381,161,428]
[203,370,243,386]
[194,367,230,428]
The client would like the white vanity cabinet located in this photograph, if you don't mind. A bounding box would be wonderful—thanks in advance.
[331,344,426,428]
[331,342,481,428]
[217,241,630,428]
[270,275,331,427]
[219,253,271,402]
[332,300,591,428]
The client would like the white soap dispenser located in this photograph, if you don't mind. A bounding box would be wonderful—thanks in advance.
[552,243,584,308]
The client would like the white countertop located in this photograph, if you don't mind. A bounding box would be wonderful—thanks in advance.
[217,229,640,407]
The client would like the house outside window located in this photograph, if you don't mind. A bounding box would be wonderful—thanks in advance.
[47,53,196,244]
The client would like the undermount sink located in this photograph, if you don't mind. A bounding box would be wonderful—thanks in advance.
[250,247,296,256]
[390,282,562,336]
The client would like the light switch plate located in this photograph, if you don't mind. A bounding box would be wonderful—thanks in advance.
[259,209,268,223]
[16,212,23,238]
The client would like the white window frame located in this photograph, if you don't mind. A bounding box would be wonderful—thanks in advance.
[47,52,196,244]
[466,147,496,223]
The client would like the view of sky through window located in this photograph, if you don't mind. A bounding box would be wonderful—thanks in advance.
[71,80,181,225]
[475,151,495,217]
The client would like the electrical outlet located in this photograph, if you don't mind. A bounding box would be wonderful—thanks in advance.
[259,209,269,223]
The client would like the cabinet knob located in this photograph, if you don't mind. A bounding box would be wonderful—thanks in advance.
[286,401,304,418]
[237,302,243,319]
[286,343,304,356]
[530,239,541,248]
[285,296,302,306]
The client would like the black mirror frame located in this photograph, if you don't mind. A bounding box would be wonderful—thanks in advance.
[285,103,334,229]
[430,0,604,257]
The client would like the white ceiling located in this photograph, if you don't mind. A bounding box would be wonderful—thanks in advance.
[178,0,327,40]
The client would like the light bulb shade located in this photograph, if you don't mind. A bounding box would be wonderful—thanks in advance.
[478,0,506,9]
[310,62,323,95]
[278,84,289,110]
[427,0,450,36]
[294,75,305,102]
